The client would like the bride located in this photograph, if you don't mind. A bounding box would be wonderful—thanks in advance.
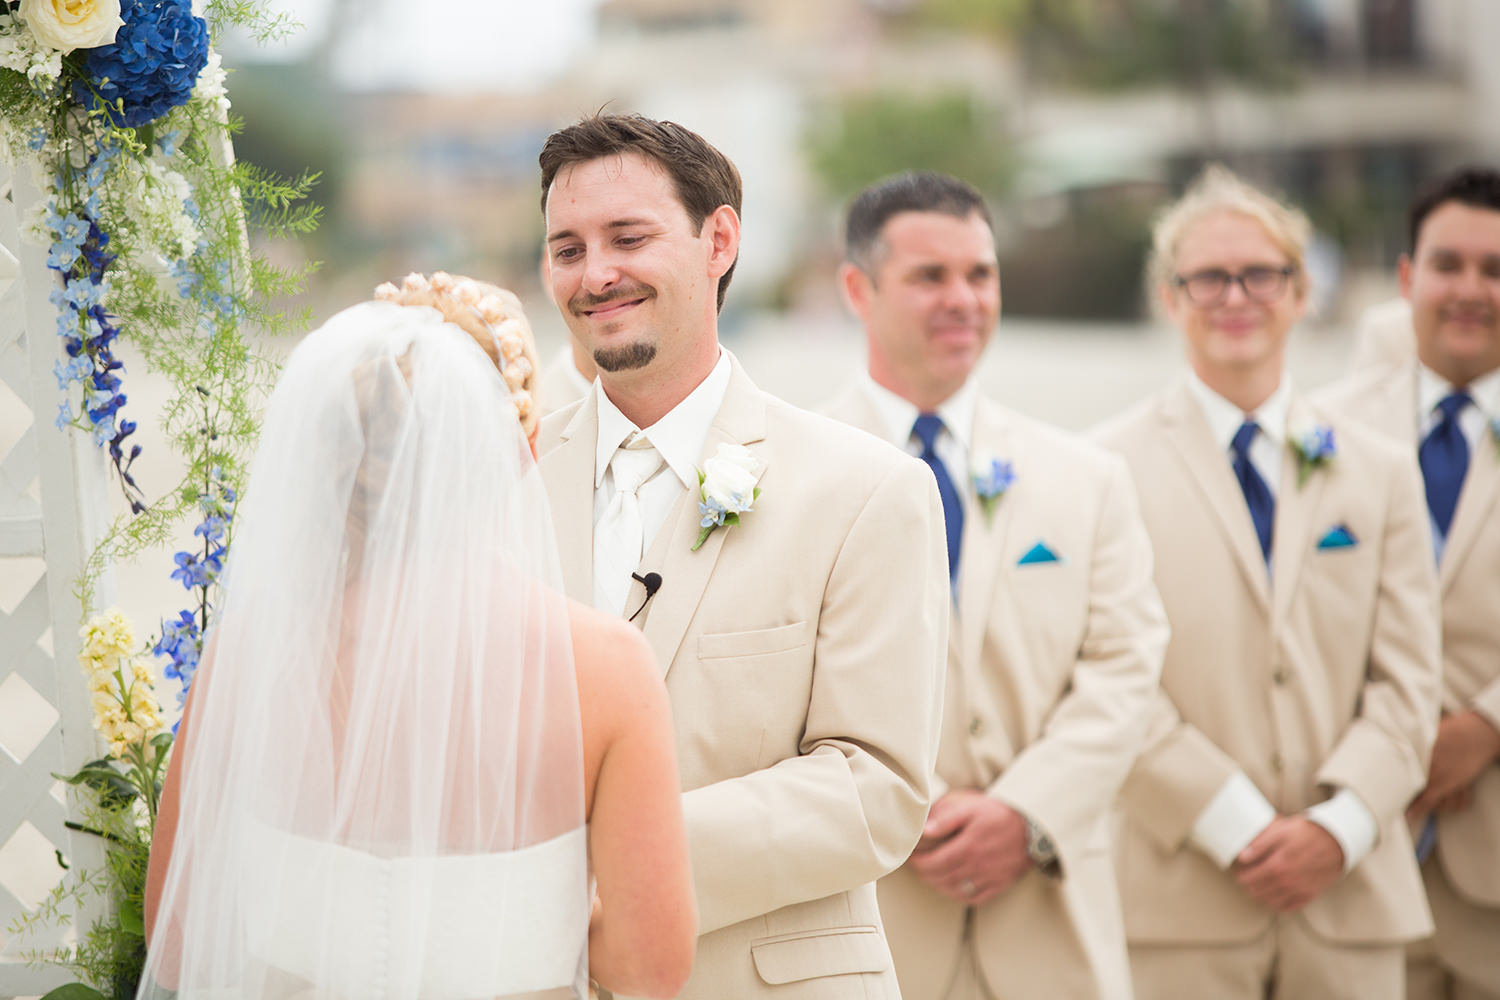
[140,273,695,999]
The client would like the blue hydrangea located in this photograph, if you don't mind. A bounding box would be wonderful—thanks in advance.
[78,0,210,128]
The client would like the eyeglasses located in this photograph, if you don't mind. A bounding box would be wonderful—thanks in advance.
[1171,265,1298,306]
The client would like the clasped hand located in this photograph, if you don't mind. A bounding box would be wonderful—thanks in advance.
[1232,815,1343,913]
[1407,709,1500,818]
[907,789,1031,906]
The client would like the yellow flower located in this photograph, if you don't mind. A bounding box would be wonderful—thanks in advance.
[18,0,122,54]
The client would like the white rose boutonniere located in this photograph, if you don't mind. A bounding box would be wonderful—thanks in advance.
[1288,421,1336,488]
[694,443,762,551]
[18,0,123,54]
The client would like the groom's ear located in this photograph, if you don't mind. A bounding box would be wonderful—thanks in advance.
[704,204,740,280]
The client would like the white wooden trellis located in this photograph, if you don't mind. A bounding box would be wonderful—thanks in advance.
[0,160,114,999]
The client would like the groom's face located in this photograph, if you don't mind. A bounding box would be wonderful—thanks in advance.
[544,152,723,377]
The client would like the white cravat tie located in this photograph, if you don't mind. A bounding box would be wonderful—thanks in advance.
[593,432,664,616]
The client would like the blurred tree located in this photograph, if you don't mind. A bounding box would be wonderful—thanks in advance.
[804,90,1014,200]
[228,62,349,260]
[914,0,1295,94]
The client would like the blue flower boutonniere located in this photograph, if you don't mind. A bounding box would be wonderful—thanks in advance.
[694,443,763,552]
[971,457,1016,522]
[1289,422,1336,488]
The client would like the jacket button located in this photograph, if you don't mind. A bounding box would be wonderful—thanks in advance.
[1273,667,1289,685]
[1270,752,1283,774]
[969,717,985,736]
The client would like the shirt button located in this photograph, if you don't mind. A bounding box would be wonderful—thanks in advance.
[969,717,985,736]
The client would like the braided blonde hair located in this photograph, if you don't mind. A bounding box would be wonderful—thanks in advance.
[373,271,542,436]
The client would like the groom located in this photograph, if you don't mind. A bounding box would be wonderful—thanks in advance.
[535,114,950,998]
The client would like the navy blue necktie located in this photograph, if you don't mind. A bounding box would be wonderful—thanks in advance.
[1419,391,1472,540]
[913,414,964,587]
[1231,420,1275,563]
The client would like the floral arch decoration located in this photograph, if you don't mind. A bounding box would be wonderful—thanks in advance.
[1,1,319,996]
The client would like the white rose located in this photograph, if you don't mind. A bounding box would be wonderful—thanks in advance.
[19,0,122,54]
[701,444,761,513]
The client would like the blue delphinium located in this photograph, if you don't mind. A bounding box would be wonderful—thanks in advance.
[153,610,201,716]
[158,467,235,715]
[971,457,1016,521]
[1289,423,1337,487]
[79,0,210,128]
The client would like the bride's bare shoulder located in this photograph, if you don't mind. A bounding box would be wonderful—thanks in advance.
[565,600,663,712]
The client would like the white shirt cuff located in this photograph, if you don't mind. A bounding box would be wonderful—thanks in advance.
[1190,772,1277,869]
[1305,788,1378,874]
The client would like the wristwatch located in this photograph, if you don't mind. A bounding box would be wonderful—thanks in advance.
[1024,816,1060,876]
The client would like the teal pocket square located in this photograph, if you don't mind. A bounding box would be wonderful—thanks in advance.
[1017,541,1061,565]
[1316,524,1358,550]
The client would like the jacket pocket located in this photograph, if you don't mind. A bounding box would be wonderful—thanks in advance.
[698,620,810,660]
[750,925,890,985]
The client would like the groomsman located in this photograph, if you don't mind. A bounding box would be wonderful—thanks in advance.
[823,171,1170,1000]
[1317,166,1500,1000]
[538,335,596,415]
[535,115,949,999]
[1094,166,1443,999]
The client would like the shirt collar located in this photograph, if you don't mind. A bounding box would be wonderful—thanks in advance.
[594,349,732,491]
[1184,368,1292,453]
[1418,362,1500,421]
[858,372,978,454]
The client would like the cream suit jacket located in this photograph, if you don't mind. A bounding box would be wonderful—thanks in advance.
[539,357,949,999]
[1094,379,1442,946]
[1317,361,1500,909]
[825,388,1170,1000]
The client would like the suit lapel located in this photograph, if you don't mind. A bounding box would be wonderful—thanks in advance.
[640,356,769,677]
[1442,423,1500,590]
[957,398,1017,672]
[1271,395,1329,624]
[1160,381,1272,614]
[540,387,600,603]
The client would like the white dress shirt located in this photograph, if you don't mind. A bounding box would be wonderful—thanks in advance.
[593,350,732,560]
[1184,372,1377,874]
[858,374,980,494]
[1416,363,1500,562]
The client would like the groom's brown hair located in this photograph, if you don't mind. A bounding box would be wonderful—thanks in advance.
[539,113,743,312]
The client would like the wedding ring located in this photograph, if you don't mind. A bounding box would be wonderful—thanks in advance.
[960,879,976,898]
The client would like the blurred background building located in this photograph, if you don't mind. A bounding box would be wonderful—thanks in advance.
[226,0,1500,327]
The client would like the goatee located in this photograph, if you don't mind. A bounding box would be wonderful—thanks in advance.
[594,342,657,372]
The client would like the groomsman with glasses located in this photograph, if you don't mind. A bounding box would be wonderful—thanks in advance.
[823,170,1170,1000]
[1094,166,1442,1000]
[1318,166,1500,1000]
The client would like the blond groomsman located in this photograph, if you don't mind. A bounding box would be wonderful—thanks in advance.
[823,171,1169,1000]
[1318,166,1500,1000]
[536,115,949,999]
[1094,166,1443,1000]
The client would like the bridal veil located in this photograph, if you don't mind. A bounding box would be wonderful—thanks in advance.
[141,299,588,999]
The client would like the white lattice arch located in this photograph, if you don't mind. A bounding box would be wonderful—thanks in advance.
[0,162,113,999]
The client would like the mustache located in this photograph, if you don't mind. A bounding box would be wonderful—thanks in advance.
[1441,305,1496,322]
[570,283,654,315]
